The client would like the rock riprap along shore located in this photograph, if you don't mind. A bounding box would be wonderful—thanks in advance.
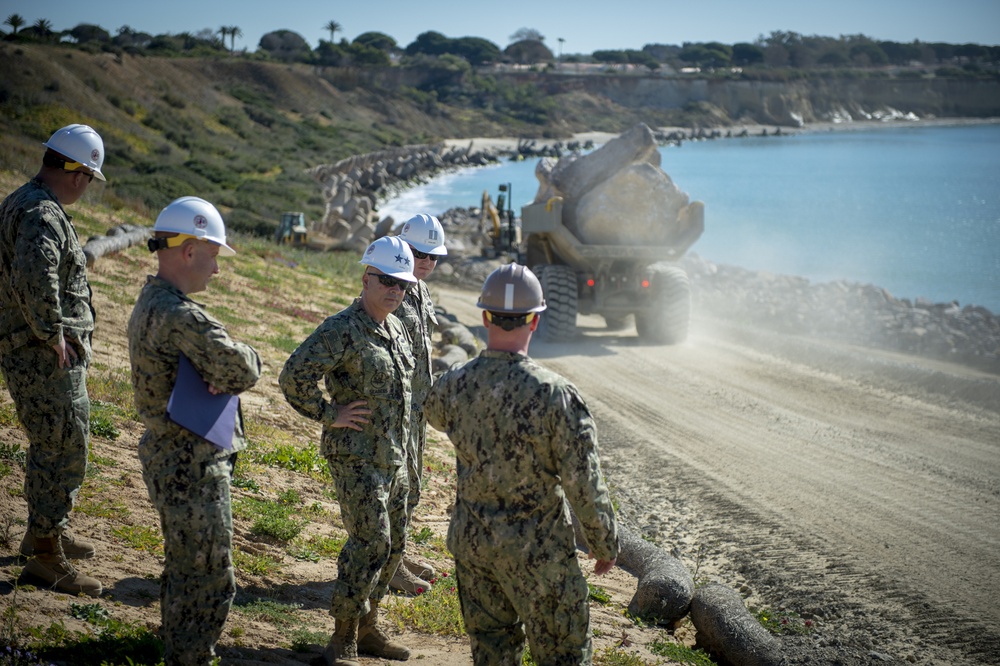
[680,253,1000,375]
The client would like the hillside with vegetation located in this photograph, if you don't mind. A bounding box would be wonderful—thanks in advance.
[2,19,999,242]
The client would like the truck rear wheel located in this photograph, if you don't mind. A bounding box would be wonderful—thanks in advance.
[635,265,691,345]
[535,264,578,342]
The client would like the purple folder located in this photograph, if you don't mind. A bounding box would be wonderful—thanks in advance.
[167,353,240,450]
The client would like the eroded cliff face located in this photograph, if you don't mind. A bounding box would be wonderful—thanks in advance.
[487,72,1000,126]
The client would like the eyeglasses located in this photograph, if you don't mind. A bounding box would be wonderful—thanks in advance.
[368,272,414,292]
[78,171,94,183]
[411,248,439,262]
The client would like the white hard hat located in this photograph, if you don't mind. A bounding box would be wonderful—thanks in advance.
[399,214,447,256]
[360,236,417,282]
[43,124,106,181]
[152,196,236,256]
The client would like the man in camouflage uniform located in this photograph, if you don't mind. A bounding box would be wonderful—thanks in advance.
[280,235,417,665]
[390,214,448,595]
[0,124,107,597]
[424,263,619,666]
[128,196,261,666]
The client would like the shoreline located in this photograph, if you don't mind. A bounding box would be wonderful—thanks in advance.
[444,116,1000,153]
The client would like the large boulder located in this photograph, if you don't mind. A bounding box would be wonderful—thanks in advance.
[575,162,690,245]
[532,123,703,250]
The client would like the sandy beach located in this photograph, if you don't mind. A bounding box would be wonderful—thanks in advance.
[444,116,1000,153]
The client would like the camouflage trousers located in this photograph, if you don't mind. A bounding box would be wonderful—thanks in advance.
[455,546,593,666]
[0,342,89,538]
[405,408,427,520]
[141,446,237,666]
[327,456,408,619]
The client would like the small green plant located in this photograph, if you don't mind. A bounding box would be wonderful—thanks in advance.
[112,524,164,555]
[0,442,26,468]
[593,646,648,665]
[649,632,716,664]
[243,438,329,479]
[385,573,463,636]
[751,606,815,635]
[588,583,612,604]
[69,603,110,624]
[233,597,302,627]
[89,401,122,440]
[233,547,282,577]
[0,404,19,428]
[75,489,130,520]
[232,472,260,492]
[235,496,308,542]
[295,532,346,560]
[290,626,329,652]
[411,526,434,545]
[22,607,165,666]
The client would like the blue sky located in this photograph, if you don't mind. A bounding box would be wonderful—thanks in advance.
[4,0,998,53]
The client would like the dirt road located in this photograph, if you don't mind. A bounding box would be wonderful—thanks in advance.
[433,284,1000,665]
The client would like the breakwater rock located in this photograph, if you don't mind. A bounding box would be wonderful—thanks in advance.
[307,143,509,252]
[680,254,1000,375]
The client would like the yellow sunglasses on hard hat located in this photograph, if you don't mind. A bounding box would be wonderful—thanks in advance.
[147,234,204,252]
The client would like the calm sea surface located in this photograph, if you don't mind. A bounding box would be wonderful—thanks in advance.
[380,124,1000,312]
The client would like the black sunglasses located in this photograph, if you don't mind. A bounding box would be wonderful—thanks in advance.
[368,272,414,291]
[411,248,439,262]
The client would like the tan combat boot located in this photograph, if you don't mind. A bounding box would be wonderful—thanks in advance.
[358,602,410,660]
[389,563,432,595]
[401,554,435,580]
[20,530,96,560]
[322,618,360,666]
[23,536,102,597]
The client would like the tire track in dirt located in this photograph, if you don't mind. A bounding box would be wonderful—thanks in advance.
[528,322,1000,665]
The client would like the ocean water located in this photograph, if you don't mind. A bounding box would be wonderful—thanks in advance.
[380,124,1000,312]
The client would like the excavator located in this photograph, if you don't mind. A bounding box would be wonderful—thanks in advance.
[274,211,309,247]
[479,183,521,260]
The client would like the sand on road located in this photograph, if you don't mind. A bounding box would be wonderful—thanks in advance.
[432,282,1000,666]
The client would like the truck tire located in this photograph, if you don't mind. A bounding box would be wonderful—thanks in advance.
[536,264,578,342]
[635,265,691,345]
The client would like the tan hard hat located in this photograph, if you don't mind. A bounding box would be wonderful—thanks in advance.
[477,263,546,314]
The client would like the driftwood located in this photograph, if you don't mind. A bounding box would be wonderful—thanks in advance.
[691,583,783,666]
[83,224,150,267]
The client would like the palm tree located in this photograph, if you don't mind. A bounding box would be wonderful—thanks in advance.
[33,18,53,41]
[225,25,241,53]
[558,37,565,61]
[229,25,243,51]
[323,20,341,43]
[4,13,25,35]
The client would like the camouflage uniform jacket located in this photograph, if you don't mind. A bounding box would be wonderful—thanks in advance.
[0,178,94,357]
[279,299,414,469]
[395,280,438,407]
[128,276,261,461]
[425,349,619,562]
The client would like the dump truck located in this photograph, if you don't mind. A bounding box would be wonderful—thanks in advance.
[519,123,704,345]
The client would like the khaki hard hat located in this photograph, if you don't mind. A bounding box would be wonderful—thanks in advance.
[152,196,236,256]
[399,214,447,255]
[477,263,546,314]
[43,124,106,181]
[360,236,417,281]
